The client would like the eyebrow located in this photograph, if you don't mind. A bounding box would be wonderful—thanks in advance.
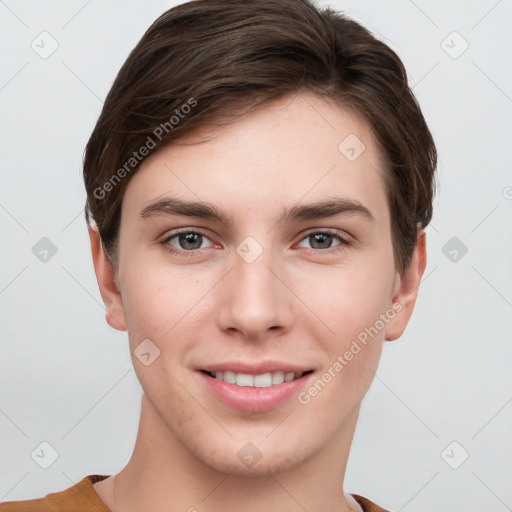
[139,196,374,225]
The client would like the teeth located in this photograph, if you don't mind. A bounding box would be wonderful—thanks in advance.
[211,370,303,387]
[236,373,254,387]
[271,371,284,385]
[254,373,272,387]
[223,371,236,384]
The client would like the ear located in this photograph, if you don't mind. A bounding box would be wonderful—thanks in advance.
[88,225,127,331]
[384,227,427,341]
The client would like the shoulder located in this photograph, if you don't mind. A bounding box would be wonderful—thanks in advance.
[351,493,392,512]
[0,475,110,512]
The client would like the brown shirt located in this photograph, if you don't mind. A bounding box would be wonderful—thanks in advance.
[0,475,390,511]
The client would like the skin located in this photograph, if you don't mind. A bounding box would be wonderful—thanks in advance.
[89,92,426,512]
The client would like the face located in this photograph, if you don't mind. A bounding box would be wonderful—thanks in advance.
[93,92,423,477]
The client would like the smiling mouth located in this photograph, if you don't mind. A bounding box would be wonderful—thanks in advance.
[200,369,314,388]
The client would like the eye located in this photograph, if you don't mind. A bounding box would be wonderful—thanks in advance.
[160,228,351,258]
[296,230,351,254]
[161,229,215,256]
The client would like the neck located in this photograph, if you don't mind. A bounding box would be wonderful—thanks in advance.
[101,394,362,512]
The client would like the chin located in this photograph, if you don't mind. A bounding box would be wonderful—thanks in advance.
[204,448,309,478]
[187,431,320,479]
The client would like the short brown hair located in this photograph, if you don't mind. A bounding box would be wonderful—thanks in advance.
[83,0,437,273]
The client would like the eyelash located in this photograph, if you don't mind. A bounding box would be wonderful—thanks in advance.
[160,228,351,258]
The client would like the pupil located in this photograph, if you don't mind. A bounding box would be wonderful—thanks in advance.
[180,233,201,250]
[312,233,331,249]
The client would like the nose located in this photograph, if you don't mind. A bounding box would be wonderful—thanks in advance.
[215,244,292,341]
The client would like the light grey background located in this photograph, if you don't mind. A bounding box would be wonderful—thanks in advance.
[1,1,511,510]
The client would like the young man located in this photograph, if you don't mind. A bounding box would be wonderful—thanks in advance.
[0,0,436,511]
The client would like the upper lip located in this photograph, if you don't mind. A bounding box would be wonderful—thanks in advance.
[199,361,313,375]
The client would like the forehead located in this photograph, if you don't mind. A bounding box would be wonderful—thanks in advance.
[121,93,389,227]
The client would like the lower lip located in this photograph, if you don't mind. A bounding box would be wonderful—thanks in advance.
[199,372,313,412]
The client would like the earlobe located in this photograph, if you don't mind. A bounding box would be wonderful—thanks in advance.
[88,226,127,332]
[384,228,427,341]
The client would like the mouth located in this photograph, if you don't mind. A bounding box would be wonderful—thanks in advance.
[200,369,314,388]
[197,362,316,412]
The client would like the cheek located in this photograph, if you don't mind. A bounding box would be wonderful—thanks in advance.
[120,262,204,340]
[297,262,394,339]
[294,267,392,406]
